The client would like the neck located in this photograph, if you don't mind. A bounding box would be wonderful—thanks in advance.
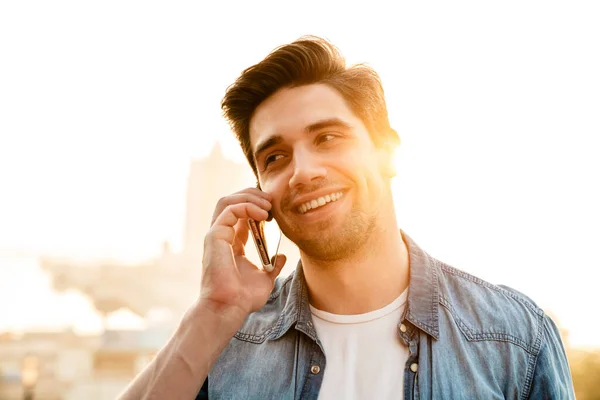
[300,217,409,315]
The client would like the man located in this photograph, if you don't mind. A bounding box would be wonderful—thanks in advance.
[120,37,574,399]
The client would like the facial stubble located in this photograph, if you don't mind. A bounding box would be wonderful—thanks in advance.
[284,203,378,262]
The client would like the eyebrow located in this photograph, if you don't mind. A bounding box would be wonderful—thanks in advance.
[253,117,353,162]
[305,117,352,133]
[253,135,284,164]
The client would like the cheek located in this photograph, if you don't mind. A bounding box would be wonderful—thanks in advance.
[260,175,290,211]
[344,148,379,177]
[351,155,386,198]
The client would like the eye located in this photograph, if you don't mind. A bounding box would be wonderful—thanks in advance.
[264,153,285,168]
[316,132,339,144]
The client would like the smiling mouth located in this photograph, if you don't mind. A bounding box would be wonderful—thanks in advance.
[298,191,344,214]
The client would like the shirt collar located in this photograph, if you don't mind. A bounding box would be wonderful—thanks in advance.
[270,261,317,341]
[270,231,440,341]
[402,231,440,339]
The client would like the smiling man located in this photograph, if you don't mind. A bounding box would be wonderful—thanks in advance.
[119,37,574,399]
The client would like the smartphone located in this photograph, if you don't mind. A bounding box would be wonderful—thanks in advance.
[248,218,274,272]
[248,184,279,272]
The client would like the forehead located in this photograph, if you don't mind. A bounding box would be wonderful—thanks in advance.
[249,83,362,150]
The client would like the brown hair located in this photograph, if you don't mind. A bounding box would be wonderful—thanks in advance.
[221,36,400,175]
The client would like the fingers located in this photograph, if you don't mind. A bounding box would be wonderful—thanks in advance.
[231,217,249,254]
[208,202,269,244]
[211,188,272,226]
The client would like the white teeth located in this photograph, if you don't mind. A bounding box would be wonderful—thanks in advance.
[298,191,344,214]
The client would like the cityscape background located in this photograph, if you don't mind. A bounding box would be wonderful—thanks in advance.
[1,0,599,398]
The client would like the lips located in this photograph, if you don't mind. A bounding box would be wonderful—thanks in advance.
[298,191,344,214]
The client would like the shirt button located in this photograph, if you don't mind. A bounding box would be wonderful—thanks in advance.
[410,363,418,373]
[399,323,407,333]
[311,365,321,374]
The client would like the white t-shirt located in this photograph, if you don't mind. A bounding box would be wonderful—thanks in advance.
[309,290,409,400]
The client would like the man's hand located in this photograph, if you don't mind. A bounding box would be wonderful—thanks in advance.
[200,187,287,321]
[117,188,288,400]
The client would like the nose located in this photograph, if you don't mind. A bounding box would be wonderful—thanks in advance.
[288,148,327,189]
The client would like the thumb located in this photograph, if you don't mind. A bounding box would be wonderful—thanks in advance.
[268,254,287,278]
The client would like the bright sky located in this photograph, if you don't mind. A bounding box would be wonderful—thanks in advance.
[0,1,599,347]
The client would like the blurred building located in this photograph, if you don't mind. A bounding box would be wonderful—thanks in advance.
[183,142,255,263]
[0,327,170,400]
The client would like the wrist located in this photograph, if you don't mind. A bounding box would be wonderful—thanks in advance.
[185,298,248,331]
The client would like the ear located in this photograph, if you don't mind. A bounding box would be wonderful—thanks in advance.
[378,148,397,178]
[377,129,400,178]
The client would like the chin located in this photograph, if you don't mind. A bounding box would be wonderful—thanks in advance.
[298,237,362,262]
[298,223,376,262]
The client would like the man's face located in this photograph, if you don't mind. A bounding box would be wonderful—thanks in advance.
[249,83,393,261]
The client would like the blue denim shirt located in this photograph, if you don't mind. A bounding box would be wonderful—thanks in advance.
[197,232,574,399]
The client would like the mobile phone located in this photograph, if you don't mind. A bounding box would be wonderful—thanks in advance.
[248,184,280,272]
[248,218,274,272]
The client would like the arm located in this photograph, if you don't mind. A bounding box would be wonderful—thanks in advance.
[117,188,287,400]
[527,314,576,399]
[117,301,244,400]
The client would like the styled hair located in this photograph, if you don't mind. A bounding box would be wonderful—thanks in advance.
[221,36,399,175]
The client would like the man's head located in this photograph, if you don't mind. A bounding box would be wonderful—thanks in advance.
[221,37,401,261]
[221,36,400,176]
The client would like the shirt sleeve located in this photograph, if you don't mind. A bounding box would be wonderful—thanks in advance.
[527,314,575,399]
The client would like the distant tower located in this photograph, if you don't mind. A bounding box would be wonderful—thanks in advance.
[182,142,254,263]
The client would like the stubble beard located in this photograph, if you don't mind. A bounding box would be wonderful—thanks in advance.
[286,205,378,262]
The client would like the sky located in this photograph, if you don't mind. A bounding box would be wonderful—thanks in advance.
[0,1,599,347]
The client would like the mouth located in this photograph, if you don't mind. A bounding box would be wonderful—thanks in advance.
[297,191,344,214]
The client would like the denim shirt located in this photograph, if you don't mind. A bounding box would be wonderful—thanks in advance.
[197,232,574,399]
